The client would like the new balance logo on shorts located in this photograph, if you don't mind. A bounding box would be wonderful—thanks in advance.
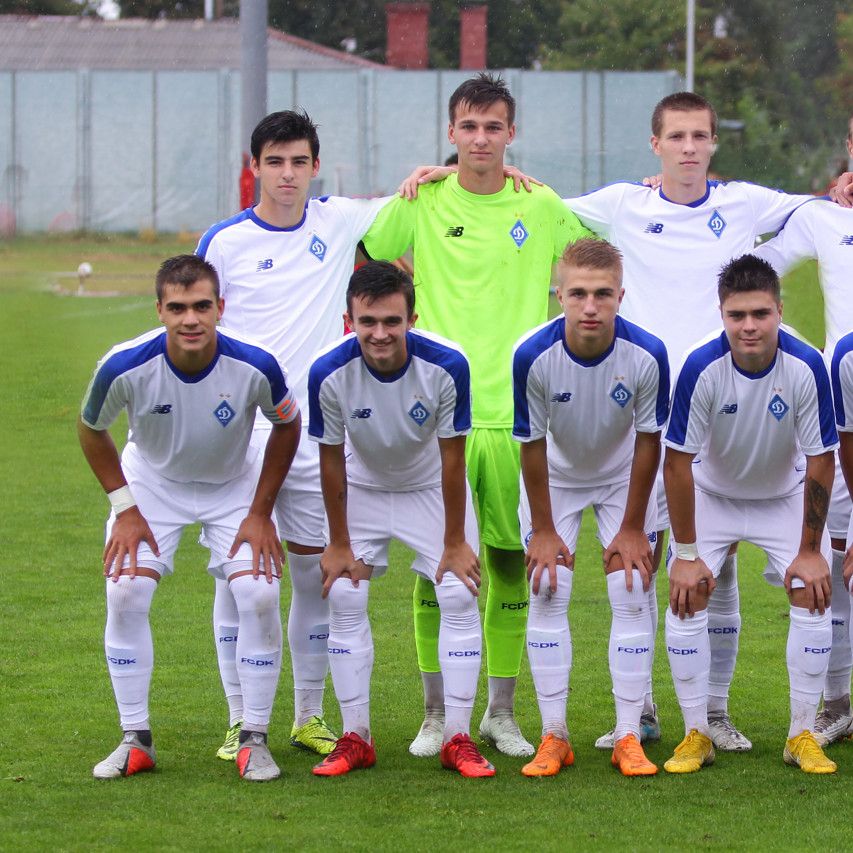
[150,404,172,414]
[551,392,573,403]
[445,226,465,237]
[256,259,273,271]
[350,408,372,419]
[719,403,738,414]
[644,222,664,233]
[840,235,853,246]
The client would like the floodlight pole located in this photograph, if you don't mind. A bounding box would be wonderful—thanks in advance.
[686,0,695,92]
[241,0,268,202]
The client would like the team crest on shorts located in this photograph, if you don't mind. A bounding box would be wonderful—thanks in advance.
[408,401,431,426]
[610,382,632,408]
[309,235,328,262]
[510,220,529,248]
[214,400,235,426]
[707,209,726,239]
[768,394,789,421]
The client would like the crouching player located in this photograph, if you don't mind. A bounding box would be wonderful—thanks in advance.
[512,239,669,776]
[308,261,494,778]
[79,255,301,781]
[663,254,837,774]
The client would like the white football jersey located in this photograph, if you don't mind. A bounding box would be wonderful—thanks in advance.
[754,200,853,360]
[81,327,298,484]
[664,328,837,500]
[196,195,392,417]
[513,315,669,487]
[565,181,815,368]
[830,331,853,431]
[308,329,471,491]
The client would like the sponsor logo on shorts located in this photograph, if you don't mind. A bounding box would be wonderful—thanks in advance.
[707,209,726,238]
[509,219,529,248]
[648,531,657,545]
[551,392,573,403]
[150,404,172,414]
[256,258,273,271]
[350,408,372,419]
[408,401,431,426]
[501,601,528,610]
[644,222,664,234]
[241,656,274,666]
[610,382,633,408]
[708,627,738,634]
[617,645,650,654]
[804,646,831,654]
[445,226,465,237]
[107,656,137,665]
[214,399,235,426]
[768,394,789,421]
[528,641,560,648]
[328,648,352,654]
[447,650,481,657]
[309,235,327,262]
[667,646,698,655]
[718,403,738,414]
[840,235,853,246]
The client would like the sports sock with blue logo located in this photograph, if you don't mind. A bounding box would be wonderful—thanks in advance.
[824,549,852,703]
[707,553,740,714]
[665,608,710,736]
[213,577,243,726]
[787,605,832,738]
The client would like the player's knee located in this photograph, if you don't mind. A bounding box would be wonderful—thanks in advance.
[328,577,369,616]
[435,576,479,620]
[105,574,157,616]
[484,544,526,585]
[229,572,281,617]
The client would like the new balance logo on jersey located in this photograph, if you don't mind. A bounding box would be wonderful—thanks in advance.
[840,235,853,246]
[350,408,372,419]
[150,404,172,414]
[610,382,633,408]
[408,402,431,426]
[445,226,465,237]
[768,394,789,421]
[309,235,328,262]
[707,209,726,238]
[214,400,235,426]
[551,392,573,403]
[719,403,738,414]
[644,222,664,234]
[510,219,529,248]
[256,258,273,271]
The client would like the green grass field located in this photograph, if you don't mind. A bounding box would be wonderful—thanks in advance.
[1,235,844,851]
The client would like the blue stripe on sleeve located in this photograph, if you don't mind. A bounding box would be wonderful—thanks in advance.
[408,332,472,431]
[830,332,853,428]
[307,336,362,439]
[82,333,166,426]
[665,333,727,447]
[614,316,671,426]
[217,332,290,405]
[195,209,252,258]
[512,318,564,438]
[778,329,838,448]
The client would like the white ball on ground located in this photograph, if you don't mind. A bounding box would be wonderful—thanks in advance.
[77,261,93,277]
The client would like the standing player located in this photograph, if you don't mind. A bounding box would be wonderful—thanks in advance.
[755,132,853,744]
[363,73,592,757]
[196,111,392,759]
[512,239,668,777]
[79,255,301,781]
[663,254,837,775]
[308,262,494,778]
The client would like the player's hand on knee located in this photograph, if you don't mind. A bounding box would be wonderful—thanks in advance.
[320,543,358,598]
[503,165,542,193]
[785,550,831,614]
[397,165,455,199]
[525,531,573,595]
[230,512,284,583]
[436,542,481,597]
[669,558,714,619]
[103,506,159,582]
[604,527,653,592]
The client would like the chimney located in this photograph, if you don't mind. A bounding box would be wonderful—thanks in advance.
[385,2,430,69]
[459,5,487,70]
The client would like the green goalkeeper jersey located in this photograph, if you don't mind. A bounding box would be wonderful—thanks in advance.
[363,175,592,427]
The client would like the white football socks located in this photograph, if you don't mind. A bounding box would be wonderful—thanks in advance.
[327,578,373,741]
[526,563,573,739]
[824,549,852,703]
[707,553,740,715]
[665,608,710,736]
[787,605,832,738]
[230,574,282,732]
[644,564,659,716]
[287,551,330,726]
[104,575,157,731]
[212,577,243,726]
[435,576,482,740]
[607,571,653,741]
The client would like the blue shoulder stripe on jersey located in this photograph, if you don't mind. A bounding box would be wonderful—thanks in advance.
[765,195,823,237]
[778,329,837,447]
[512,317,564,438]
[831,331,853,428]
[196,208,253,258]
[665,332,728,446]
[217,333,290,404]
[615,316,671,425]
[82,333,167,425]
[307,336,362,439]
[408,332,472,431]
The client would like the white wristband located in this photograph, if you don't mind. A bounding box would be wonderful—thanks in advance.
[674,541,699,561]
[108,485,136,515]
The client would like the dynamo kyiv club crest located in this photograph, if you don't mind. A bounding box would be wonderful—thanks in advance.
[214,400,235,427]
[510,220,529,248]
[408,401,430,426]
